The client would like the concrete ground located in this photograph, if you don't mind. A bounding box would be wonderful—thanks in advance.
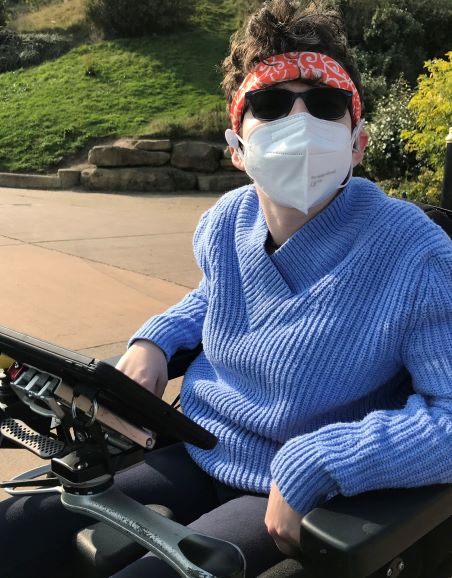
[0,186,219,500]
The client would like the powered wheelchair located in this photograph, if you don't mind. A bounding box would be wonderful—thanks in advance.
[0,203,451,578]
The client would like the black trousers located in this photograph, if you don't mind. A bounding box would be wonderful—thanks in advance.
[0,443,285,578]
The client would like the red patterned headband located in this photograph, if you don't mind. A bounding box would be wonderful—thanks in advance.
[230,51,361,132]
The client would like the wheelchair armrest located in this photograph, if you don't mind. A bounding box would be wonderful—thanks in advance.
[299,484,452,578]
[167,344,203,380]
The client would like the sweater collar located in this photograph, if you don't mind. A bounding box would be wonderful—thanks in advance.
[235,178,381,329]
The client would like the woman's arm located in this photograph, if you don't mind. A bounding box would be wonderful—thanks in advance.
[129,277,209,362]
[270,245,452,518]
[116,209,212,395]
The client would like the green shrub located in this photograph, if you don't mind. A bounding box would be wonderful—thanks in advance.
[339,0,452,83]
[362,5,426,85]
[359,71,388,117]
[401,52,452,204]
[351,47,388,116]
[85,0,197,38]
[0,28,71,72]
[363,77,416,181]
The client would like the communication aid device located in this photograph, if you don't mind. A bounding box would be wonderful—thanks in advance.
[0,325,216,450]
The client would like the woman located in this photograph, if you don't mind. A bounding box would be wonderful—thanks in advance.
[113,0,452,575]
[1,2,451,577]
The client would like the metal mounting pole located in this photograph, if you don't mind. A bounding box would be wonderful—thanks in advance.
[441,127,452,210]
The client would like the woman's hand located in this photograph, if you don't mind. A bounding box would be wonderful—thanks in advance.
[115,340,168,399]
[265,481,302,558]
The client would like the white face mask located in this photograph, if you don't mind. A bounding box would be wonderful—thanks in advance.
[226,114,363,215]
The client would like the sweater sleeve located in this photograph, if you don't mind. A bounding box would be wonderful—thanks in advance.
[270,244,452,515]
[129,209,211,361]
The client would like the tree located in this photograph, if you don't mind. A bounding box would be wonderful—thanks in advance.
[338,0,452,118]
[364,76,416,181]
[401,52,452,204]
[363,4,425,85]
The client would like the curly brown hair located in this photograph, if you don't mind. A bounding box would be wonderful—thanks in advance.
[221,0,363,107]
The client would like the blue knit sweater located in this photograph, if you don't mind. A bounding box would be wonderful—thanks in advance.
[131,177,452,515]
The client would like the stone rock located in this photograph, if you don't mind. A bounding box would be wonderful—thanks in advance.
[114,138,138,148]
[0,172,61,190]
[198,172,251,193]
[88,146,170,167]
[135,139,172,152]
[58,168,81,188]
[81,167,197,192]
[171,141,222,173]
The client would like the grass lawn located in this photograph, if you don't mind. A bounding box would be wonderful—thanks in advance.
[0,31,230,172]
[1,0,238,172]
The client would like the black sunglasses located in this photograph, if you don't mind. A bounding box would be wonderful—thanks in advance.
[244,86,353,122]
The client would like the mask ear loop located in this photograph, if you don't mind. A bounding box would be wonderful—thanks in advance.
[225,129,245,161]
[339,119,365,189]
[351,119,365,152]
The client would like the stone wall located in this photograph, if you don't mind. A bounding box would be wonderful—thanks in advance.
[81,138,251,193]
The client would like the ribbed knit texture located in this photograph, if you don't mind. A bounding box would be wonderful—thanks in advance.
[131,178,452,515]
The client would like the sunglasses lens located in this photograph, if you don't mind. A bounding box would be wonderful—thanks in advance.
[248,90,294,121]
[305,88,350,120]
[246,88,351,122]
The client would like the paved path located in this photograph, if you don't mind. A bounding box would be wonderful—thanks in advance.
[0,186,218,499]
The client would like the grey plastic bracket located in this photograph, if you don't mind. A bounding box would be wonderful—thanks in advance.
[62,485,246,578]
[9,365,65,419]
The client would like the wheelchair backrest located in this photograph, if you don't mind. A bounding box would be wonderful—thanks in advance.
[418,203,452,238]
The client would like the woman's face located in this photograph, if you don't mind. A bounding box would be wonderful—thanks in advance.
[230,78,367,174]
[240,79,353,142]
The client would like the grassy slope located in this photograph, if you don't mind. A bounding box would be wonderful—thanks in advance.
[1,0,237,172]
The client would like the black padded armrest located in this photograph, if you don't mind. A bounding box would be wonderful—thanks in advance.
[299,484,452,578]
[167,344,203,380]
